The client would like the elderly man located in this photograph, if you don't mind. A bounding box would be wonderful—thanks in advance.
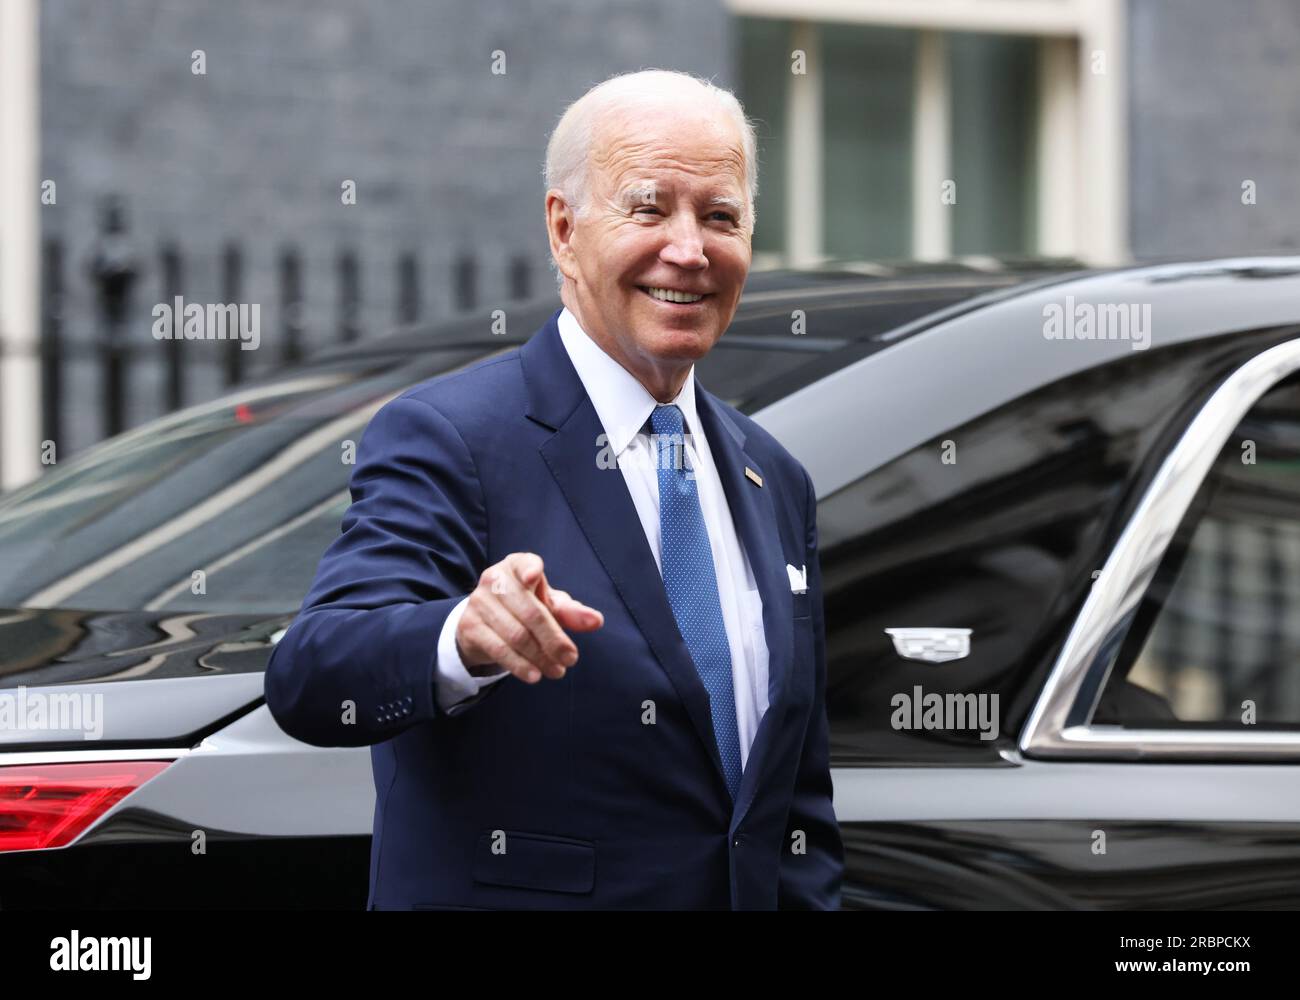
[264,69,842,910]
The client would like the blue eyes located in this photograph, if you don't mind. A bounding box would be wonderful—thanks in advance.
[634,207,737,224]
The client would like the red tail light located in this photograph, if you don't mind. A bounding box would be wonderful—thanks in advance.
[0,761,172,852]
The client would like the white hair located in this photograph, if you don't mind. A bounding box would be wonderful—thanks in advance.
[543,69,759,291]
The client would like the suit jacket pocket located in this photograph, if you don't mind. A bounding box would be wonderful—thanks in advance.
[472,830,596,894]
[792,590,811,619]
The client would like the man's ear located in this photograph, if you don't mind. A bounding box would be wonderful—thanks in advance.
[545,190,580,283]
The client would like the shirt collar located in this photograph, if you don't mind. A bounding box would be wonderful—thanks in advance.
[556,306,700,456]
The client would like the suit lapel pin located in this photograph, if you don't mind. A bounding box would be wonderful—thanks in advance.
[744,466,763,488]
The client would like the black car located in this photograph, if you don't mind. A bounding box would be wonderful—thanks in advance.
[2,256,1298,909]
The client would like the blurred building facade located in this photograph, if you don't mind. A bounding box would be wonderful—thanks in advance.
[35,0,730,461]
[4,0,1300,479]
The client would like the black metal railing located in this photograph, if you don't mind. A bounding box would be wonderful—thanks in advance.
[23,196,536,458]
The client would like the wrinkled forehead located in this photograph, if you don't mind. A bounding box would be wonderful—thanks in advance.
[589,103,747,197]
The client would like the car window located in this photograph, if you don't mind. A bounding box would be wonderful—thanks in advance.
[0,348,491,612]
[1096,369,1300,729]
[816,329,1297,766]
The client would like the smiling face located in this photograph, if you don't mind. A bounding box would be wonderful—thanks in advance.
[546,101,753,401]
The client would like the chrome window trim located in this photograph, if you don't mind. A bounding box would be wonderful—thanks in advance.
[1020,334,1300,761]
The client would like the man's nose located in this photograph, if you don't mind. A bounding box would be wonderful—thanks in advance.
[658,213,707,269]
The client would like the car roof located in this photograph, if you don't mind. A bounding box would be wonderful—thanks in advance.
[758,255,1300,499]
[281,255,1300,418]
[303,258,1088,362]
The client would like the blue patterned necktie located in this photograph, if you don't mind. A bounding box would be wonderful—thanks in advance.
[650,404,742,800]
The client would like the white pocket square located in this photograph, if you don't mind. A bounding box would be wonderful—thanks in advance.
[786,563,807,594]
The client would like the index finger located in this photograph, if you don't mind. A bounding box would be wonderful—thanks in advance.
[495,558,578,667]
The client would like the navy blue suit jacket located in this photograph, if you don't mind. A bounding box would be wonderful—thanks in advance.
[264,308,843,909]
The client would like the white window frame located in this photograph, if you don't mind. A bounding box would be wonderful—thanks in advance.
[729,0,1126,268]
[0,0,41,490]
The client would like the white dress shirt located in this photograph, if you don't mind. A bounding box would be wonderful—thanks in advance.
[434,307,769,766]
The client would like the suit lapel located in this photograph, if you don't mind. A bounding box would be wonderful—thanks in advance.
[522,312,731,798]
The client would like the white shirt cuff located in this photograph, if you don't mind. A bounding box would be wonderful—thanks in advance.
[435,596,510,714]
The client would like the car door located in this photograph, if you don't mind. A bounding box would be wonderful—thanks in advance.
[775,300,1300,908]
[1016,336,1300,909]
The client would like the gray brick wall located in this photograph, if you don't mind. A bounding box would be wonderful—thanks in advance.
[39,0,731,453]
[1127,0,1300,259]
